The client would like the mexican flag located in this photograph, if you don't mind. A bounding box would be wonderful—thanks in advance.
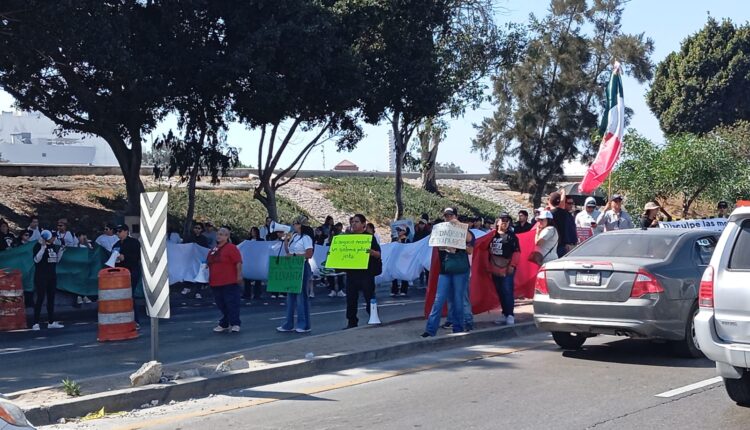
[580,62,625,194]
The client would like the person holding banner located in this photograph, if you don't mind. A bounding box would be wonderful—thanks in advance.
[342,214,381,329]
[488,213,521,326]
[277,216,314,333]
[208,227,243,333]
[575,197,602,240]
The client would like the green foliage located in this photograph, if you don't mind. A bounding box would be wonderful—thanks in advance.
[647,18,750,135]
[318,177,504,225]
[61,378,81,397]
[473,0,654,207]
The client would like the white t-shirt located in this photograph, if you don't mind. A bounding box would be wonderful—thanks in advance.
[575,209,603,235]
[96,234,120,252]
[288,233,313,255]
[54,230,79,247]
[535,226,559,264]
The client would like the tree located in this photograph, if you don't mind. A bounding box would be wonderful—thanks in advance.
[0,1,177,215]
[473,0,654,207]
[355,0,507,220]
[647,18,750,135]
[436,162,465,174]
[416,118,448,194]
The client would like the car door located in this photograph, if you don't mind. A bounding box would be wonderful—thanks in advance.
[714,219,750,344]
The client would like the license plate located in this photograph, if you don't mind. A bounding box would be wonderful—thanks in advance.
[576,272,601,286]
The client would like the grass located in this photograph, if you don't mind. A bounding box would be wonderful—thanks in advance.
[317,177,505,224]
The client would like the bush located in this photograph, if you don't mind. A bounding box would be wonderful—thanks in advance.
[318,177,505,224]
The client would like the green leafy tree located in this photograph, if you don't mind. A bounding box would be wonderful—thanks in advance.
[473,0,654,207]
[647,18,750,135]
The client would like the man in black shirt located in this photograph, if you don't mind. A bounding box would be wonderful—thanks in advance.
[185,222,210,248]
[549,192,577,257]
[513,210,534,234]
[113,224,142,325]
[342,214,382,329]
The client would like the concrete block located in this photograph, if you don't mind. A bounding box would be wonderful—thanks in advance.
[129,361,163,387]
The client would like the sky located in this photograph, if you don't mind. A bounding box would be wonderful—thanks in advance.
[1,0,749,173]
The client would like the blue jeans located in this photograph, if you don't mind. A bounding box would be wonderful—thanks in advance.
[425,272,468,336]
[445,273,473,329]
[493,273,515,317]
[281,262,311,331]
[214,284,242,327]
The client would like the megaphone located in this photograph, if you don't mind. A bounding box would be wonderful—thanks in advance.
[270,221,292,233]
[368,298,381,325]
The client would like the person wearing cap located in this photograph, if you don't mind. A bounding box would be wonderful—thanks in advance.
[422,207,475,337]
[596,194,633,232]
[112,224,143,326]
[391,226,411,297]
[342,214,381,329]
[53,218,79,248]
[575,197,602,236]
[641,202,661,229]
[532,210,559,265]
[717,201,730,218]
[31,230,66,330]
[414,217,431,242]
[513,210,533,234]
[488,213,521,326]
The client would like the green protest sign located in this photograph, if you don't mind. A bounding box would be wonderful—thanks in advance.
[266,256,305,294]
[325,234,372,270]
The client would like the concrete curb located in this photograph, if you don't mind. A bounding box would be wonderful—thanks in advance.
[24,322,540,426]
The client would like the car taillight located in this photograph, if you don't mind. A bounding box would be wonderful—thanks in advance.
[699,266,714,308]
[534,269,548,295]
[631,269,665,298]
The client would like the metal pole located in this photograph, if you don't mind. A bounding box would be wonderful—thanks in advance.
[150,317,159,361]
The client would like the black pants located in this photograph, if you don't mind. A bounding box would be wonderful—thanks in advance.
[33,274,57,324]
[346,271,375,326]
[327,274,346,292]
[130,267,141,324]
[391,280,408,295]
[243,280,264,299]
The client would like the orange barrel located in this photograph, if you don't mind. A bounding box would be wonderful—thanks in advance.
[0,269,26,331]
[97,268,138,342]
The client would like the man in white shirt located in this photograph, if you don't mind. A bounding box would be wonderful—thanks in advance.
[53,218,79,247]
[575,197,603,236]
[596,194,634,232]
[95,225,120,252]
[27,216,42,242]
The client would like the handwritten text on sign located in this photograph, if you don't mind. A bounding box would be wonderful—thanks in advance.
[429,222,469,249]
[266,256,305,294]
[658,218,727,232]
[326,234,372,270]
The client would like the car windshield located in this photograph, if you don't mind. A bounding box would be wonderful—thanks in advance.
[567,234,677,259]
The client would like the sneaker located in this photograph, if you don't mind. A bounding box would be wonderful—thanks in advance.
[31,323,40,331]
[230,325,241,333]
[494,315,506,325]
[76,296,83,305]
[276,326,294,332]
[399,292,407,297]
[270,294,278,299]
[506,315,515,326]
[390,293,397,297]
[83,296,92,304]
[48,321,64,329]
[441,322,453,329]
[328,290,336,298]
[295,328,311,333]
[308,291,315,298]
[213,325,229,333]
[420,332,432,338]
[180,288,190,295]
[337,290,346,298]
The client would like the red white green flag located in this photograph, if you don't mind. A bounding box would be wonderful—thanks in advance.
[580,62,624,194]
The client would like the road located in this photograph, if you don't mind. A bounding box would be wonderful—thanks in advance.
[43,333,750,430]
[0,283,426,394]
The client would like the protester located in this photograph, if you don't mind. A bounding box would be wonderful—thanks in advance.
[167,226,182,244]
[641,202,661,229]
[259,217,273,241]
[414,218,431,242]
[488,213,521,326]
[18,230,31,245]
[549,192,577,257]
[422,207,474,337]
[321,215,335,238]
[295,216,316,298]
[326,222,344,246]
[596,194,633,231]
[366,222,382,244]
[513,210,533,234]
[26,216,42,242]
[113,225,142,327]
[313,227,327,246]
[75,233,94,305]
[342,214,381,329]
[95,224,119,252]
[483,218,494,232]
[53,218,79,247]
[0,221,16,250]
[277,216,314,333]
[206,227,243,333]
[575,197,602,236]
[717,201,730,218]
[391,226,410,297]
[31,230,65,330]
[531,210,559,265]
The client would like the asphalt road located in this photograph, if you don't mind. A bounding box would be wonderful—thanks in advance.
[0,283,426,394]
[43,332,750,430]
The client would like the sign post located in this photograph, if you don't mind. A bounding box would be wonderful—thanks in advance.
[140,192,170,362]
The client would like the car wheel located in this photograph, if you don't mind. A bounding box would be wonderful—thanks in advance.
[725,372,750,406]
[672,302,704,359]
[552,331,587,350]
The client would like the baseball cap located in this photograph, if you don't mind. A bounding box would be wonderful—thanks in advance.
[584,197,597,207]
[718,201,729,208]
[536,210,553,220]
[611,194,624,201]
[498,212,511,220]
[443,207,456,216]
[115,224,129,232]
[40,230,53,241]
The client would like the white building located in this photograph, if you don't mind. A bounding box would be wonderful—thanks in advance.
[0,111,118,165]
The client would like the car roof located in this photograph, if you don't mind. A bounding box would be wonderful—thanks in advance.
[600,229,717,238]
[729,206,750,222]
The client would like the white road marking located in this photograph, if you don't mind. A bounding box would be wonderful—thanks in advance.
[0,343,75,356]
[269,300,421,320]
[655,376,723,398]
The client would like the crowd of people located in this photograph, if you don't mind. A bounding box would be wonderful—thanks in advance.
[0,194,734,336]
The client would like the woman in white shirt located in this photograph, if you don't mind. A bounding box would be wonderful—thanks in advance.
[277,216,313,333]
[533,211,559,264]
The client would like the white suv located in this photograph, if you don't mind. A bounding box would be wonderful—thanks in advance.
[695,205,750,405]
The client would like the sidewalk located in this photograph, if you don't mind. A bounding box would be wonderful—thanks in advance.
[15,303,537,426]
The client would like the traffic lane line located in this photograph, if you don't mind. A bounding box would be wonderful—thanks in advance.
[0,343,74,356]
[655,376,723,398]
[268,300,423,320]
[108,339,549,430]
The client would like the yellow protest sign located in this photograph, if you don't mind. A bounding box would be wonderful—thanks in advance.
[325,234,372,270]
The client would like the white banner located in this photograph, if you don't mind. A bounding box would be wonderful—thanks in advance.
[658,218,728,232]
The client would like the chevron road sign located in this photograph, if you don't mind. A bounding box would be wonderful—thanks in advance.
[140,191,170,319]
